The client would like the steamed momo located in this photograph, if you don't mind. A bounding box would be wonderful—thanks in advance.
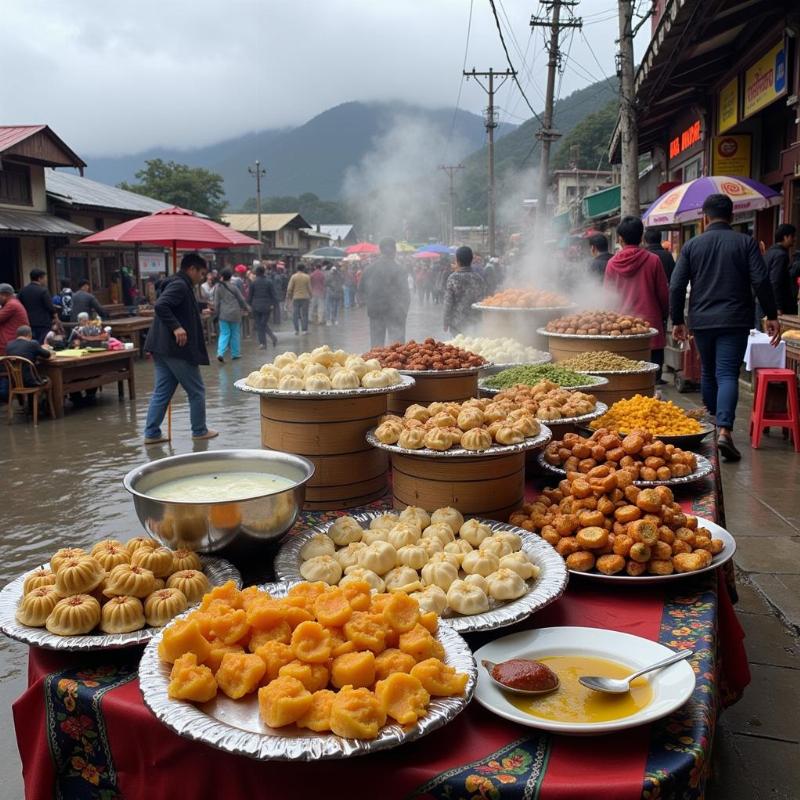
[300,533,337,561]
[461,550,500,577]
[328,517,363,546]
[300,555,343,584]
[409,585,447,615]
[479,535,514,559]
[383,566,421,592]
[396,544,428,571]
[499,552,539,581]
[431,507,464,533]
[486,568,528,600]
[361,370,391,388]
[334,542,368,570]
[357,541,397,576]
[330,369,360,389]
[273,352,298,368]
[278,375,305,390]
[398,506,431,531]
[459,519,492,547]
[304,373,332,391]
[341,567,385,593]
[446,580,489,615]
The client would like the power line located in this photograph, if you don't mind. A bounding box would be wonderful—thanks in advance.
[487,0,544,126]
[446,0,475,153]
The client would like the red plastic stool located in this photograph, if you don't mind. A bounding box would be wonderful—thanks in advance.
[749,368,800,451]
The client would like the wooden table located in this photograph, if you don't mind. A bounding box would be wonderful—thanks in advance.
[109,316,152,356]
[39,350,136,417]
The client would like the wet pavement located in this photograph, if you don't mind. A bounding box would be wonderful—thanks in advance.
[0,300,797,798]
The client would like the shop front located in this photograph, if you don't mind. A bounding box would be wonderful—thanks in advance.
[666,113,705,245]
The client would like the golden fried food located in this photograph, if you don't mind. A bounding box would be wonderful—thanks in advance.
[590,397,702,436]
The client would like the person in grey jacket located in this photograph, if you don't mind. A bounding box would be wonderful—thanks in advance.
[70,279,106,321]
[213,268,250,362]
[249,265,278,348]
[443,246,485,334]
[357,238,410,346]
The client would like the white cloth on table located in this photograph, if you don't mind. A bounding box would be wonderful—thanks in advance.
[743,330,786,371]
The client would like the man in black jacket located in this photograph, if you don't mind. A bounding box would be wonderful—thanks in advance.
[250,265,278,348]
[70,279,107,321]
[644,228,676,284]
[670,194,779,462]
[18,269,56,343]
[357,238,411,346]
[764,223,797,316]
[143,253,217,444]
[587,233,612,280]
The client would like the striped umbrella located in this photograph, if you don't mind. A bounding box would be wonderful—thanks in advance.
[642,176,781,227]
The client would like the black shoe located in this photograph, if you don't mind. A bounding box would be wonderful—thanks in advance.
[717,434,741,462]
[217,355,224,363]
[271,337,278,346]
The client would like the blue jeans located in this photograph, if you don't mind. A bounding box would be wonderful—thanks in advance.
[326,292,341,323]
[343,286,354,308]
[293,299,309,332]
[217,320,241,358]
[144,356,208,438]
[692,328,749,429]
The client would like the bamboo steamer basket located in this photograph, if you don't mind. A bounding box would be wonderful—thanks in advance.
[474,305,574,351]
[538,327,656,363]
[573,362,659,406]
[390,451,526,521]
[387,369,481,415]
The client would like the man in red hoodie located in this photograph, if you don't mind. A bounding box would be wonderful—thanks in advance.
[604,216,669,379]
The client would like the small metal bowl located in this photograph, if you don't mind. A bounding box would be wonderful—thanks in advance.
[123,450,315,554]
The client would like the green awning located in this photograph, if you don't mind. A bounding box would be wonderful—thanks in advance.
[552,211,571,229]
[583,185,620,220]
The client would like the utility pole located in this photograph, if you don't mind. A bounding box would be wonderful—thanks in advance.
[531,2,582,230]
[617,0,640,217]
[248,160,266,260]
[439,164,464,245]
[464,68,514,257]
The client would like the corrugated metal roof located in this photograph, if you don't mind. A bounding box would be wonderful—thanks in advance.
[0,209,92,236]
[0,125,46,152]
[302,229,331,239]
[222,213,310,232]
[46,170,171,214]
[317,224,354,240]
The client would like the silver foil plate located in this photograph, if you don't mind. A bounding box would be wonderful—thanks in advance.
[274,514,568,634]
[536,326,659,340]
[479,377,610,395]
[472,304,575,313]
[366,425,552,458]
[234,374,415,399]
[571,361,660,376]
[568,517,735,584]
[397,365,488,377]
[481,356,552,372]
[0,557,241,652]
[139,581,477,761]
[536,451,714,487]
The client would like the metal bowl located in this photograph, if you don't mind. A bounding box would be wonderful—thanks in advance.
[123,450,315,554]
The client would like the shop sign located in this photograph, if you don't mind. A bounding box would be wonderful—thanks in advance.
[718,77,738,133]
[744,41,786,118]
[138,251,166,276]
[668,120,701,160]
[711,135,751,177]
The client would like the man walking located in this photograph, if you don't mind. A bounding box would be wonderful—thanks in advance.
[309,262,326,325]
[18,269,56,343]
[358,238,410,346]
[250,265,278,349]
[286,264,311,335]
[643,228,676,284]
[143,253,218,445]
[764,223,797,316]
[670,194,779,461]
[324,263,344,325]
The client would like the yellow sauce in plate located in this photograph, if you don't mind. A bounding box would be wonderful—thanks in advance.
[506,656,653,723]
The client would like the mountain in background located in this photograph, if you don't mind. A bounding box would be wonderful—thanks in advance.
[84,102,516,207]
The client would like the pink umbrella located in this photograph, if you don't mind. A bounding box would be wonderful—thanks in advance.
[345,242,379,255]
[412,251,443,260]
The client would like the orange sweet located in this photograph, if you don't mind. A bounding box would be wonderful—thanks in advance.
[330,651,376,689]
[215,652,267,699]
[374,648,417,681]
[329,686,387,739]
[410,658,469,696]
[168,652,217,703]
[258,676,313,728]
[418,611,439,634]
[278,660,330,692]
[369,593,393,615]
[314,589,353,627]
[296,689,336,732]
[343,612,387,654]
[381,592,420,633]
[290,621,332,663]
[375,673,430,725]
[341,580,372,611]
[326,627,357,657]
[246,597,287,631]
[199,580,243,610]
[254,640,295,682]
[282,602,315,628]
[398,624,443,662]
[247,621,292,651]
[203,643,245,673]
[287,581,329,610]
[158,618,211,664]
[199,606,249,646]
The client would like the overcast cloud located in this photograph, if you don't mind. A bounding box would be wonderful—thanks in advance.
[2,0,645,157]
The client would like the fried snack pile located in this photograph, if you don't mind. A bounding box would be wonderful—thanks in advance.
[542,429,698,481]
[478,289,568,308]
[510,469,723,576]
[374,397,542,451]
[590,395,702,436]
[16,539,207,637]
[245,346,403,391]
[299,506,540,616]
[160,580,469,739]
[363,338,486,371]
[545,311,653,336]
[492,382,597,421]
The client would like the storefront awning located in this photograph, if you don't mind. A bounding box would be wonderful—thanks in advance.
[583,185,621,220]
[0,209,92,236]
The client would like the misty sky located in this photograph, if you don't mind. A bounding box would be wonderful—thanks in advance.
[2,0,648,157]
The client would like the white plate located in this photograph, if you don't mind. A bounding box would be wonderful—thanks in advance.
[473,626,695,735]
[568,517,735,584]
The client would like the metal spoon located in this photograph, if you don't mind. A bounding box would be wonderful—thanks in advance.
[481,660,560,696]
[578,649,694,694]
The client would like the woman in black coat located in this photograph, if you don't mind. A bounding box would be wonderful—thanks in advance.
[249,265,278,348]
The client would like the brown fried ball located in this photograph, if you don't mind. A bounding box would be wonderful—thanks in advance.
[615,505,642,524]
[575,526,609,550]
[565,551,596,572]
[635,489,662,514]
[647,559,674,576]
[629,542,651,563]
[626,560,647,576]
[596,554,626,575]
[672,552,707,573]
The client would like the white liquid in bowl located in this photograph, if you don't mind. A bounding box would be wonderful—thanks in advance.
[147,472,294,503]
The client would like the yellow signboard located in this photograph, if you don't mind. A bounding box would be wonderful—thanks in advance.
[718,77,738,133]
[744,41,787,118]
[711,135,752,177]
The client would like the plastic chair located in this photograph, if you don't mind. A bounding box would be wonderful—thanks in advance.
[0,356,56,426]
[749,368,800,451]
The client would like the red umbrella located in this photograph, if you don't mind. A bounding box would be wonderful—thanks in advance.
[345,242,379,255]
[79,206,261,272]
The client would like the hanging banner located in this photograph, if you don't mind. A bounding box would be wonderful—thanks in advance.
[718,77,738,133]
[711,135,752,177]
[743,41,787,118]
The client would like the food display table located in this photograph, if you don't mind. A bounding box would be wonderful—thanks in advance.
[39,350,136,418]
[12,443,749,800]
[109,316,152,356]
[743,330,786,371]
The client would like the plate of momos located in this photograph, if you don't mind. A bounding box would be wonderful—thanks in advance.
[236,346,415,397]
[0,538,241,651]
[274,508,568,633]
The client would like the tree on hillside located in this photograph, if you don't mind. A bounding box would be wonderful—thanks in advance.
[119,159,226,220]
[551,101,617,171]
[238,192,351,225]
